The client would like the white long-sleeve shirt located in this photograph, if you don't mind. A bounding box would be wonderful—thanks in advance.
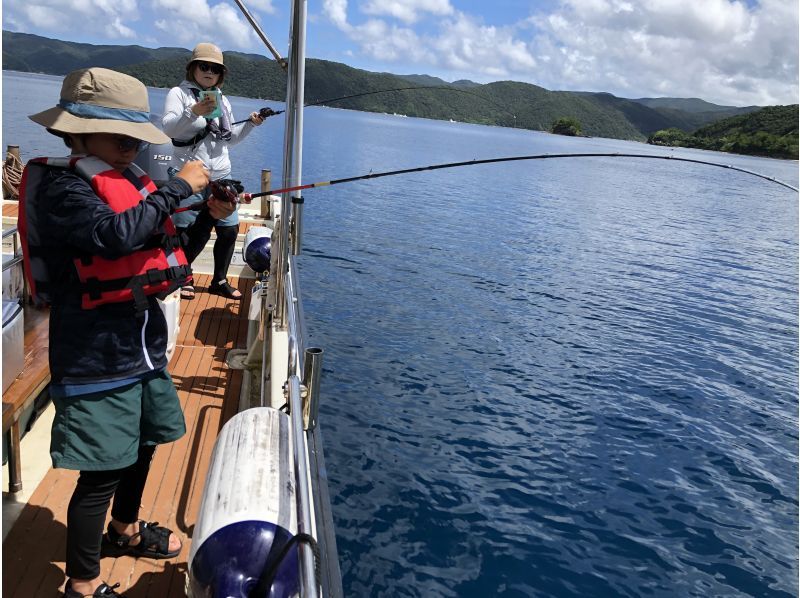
[161,80,255,180]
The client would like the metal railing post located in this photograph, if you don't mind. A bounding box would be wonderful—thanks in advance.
[230,0,287,68]
[260,169,272,218]
[287,375,319,597]
[288,0,307,257]
[302,348,322,430]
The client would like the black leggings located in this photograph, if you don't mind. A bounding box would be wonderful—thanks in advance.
[65,445,155,579]
[177,223,238,284]
[212,224,238,284]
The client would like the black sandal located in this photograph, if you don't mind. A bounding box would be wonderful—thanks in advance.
[64,581,122,597]
[103,520,181,559]
[208,279,242,300]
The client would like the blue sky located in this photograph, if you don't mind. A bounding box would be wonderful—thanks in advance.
[3,0,798,106]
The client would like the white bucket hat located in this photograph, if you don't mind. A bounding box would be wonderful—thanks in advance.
[28,67,169,144]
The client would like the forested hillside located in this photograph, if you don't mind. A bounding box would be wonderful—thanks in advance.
[648,105,799,159]
[116,54,646,139]
[2,31,187,73]
[3,30,777,149]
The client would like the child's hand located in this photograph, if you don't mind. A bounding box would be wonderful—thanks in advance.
[176,161,210,193]
[207,197,236,220]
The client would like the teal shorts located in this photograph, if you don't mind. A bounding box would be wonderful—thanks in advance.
[50,371,186,471]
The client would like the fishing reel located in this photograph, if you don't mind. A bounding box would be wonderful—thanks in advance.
[257,107,283,119]
[232,107,284,126]
[209,179,250,204]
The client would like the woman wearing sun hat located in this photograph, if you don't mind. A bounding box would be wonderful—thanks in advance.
[21,67,234,598]
[162,42,265,301]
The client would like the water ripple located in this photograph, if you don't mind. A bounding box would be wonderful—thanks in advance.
[9,72,796,598]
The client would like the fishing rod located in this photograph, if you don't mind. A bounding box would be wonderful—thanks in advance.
[232,84,517,125]
[176,152,797,214]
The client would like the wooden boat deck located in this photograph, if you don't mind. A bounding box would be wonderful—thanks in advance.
[2,273,253,597]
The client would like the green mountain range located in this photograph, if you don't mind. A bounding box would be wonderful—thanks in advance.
[4,31,786,154]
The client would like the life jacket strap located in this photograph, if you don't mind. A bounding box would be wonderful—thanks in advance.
[83,264,192,300]
[142,231,183,251]
[172,125,211,148]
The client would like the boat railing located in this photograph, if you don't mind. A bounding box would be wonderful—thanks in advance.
[2,225,26,304]
[234,0,336,592]
[2,225,23,268]
[284,254,322,596]
[247,248,321,595]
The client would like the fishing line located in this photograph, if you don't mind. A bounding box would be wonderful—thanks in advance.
[232,85,516,125]
[175,152,796,214]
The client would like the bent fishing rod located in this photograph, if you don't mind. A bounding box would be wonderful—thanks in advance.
[179,152,797,213]
[232,84,517,125]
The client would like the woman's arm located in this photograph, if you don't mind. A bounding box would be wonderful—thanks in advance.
[223,96,258,147]
[162,86,204,141]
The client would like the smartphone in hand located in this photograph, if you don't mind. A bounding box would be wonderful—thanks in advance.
[199,90,222,119]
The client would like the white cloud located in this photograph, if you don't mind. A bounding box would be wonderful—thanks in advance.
[20,5,70,31]
[356,19,432,62]
[150,0,260,50]
[246,0,276,14]
[151,0,212,25]
[361,0,453,24]
[323,0,352,30]
[321,0,798,106]
[529,0,798,105]
[7,0,272,52]
[434,13,536,76]
[323,1,535,80]
[108,17,137,39]
[11,0,139,37]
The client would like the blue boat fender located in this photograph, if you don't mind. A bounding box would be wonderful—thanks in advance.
[243,226,272,274]
[187,407,301,598]
[189,519,300,597]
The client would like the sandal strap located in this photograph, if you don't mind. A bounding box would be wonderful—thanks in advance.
[66,581,122,597]
[107,520,172,555]
[212,280,241,297]
[137,521,172,554]
[106,524,132,548]
[96,583,122,597]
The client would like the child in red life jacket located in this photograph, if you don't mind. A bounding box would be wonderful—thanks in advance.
[21,67,235,598]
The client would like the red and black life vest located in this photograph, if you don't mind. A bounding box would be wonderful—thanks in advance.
[18,155,191,311]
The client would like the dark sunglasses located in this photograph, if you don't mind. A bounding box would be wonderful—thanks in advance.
[113,136,149,153]
[197,61,223,75]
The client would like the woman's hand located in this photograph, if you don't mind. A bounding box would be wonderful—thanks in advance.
[249,111,265,126]
[207,197,236,220]
[176,160,210,194]
[191,96,217,117]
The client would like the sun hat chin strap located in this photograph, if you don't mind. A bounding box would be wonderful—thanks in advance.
[58,100,151,123]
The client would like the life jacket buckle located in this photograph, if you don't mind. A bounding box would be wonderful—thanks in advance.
[145,268,166,285]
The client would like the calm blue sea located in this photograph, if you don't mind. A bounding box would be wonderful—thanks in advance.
[4,70,798,598]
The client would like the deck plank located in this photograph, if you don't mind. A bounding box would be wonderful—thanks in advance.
[3,305,51,433]
[2,274,253,597]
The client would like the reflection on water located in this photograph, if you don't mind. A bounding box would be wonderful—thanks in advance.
[4,70,798,598]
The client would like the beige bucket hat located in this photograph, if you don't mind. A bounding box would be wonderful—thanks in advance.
[188,43,226,70]
[28,67,169,144]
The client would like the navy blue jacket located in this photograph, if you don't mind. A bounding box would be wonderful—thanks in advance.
[35,168,215,384]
